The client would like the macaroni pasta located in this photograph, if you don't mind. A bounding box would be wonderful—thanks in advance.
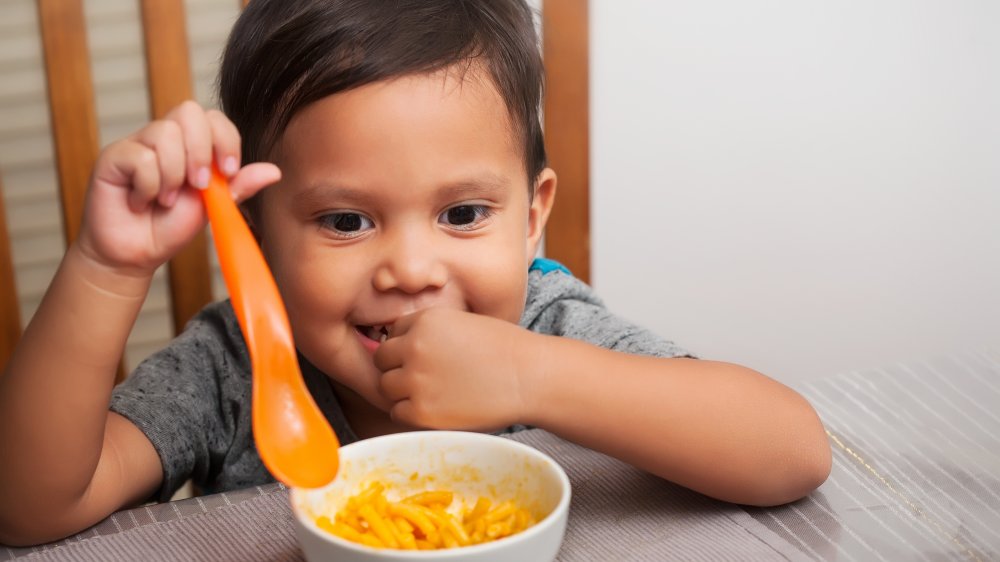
[316,482,536,550]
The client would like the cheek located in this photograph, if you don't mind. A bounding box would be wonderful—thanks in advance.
[262,235,359,329]
[458,231,530,324]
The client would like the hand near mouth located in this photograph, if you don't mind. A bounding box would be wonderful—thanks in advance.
[372,308,542,431]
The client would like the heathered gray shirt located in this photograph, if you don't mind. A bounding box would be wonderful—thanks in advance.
[110,261,691,501]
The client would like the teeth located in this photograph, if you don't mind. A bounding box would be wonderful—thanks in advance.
[360,324,390,343]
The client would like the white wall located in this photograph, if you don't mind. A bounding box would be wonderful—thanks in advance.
[591,1,1000,383]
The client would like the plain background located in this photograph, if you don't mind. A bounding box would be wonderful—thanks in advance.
[589,1,999,383]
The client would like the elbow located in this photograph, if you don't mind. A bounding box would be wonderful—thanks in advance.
[695,441,831,507]
[677,426,832,507]
[747,410,833,507]
[801,439,833,498]
[0,514,50,548]
[0,514,82,548]
[726,386,833,507]
[0,499,89,547]
[789,399,834,502]
[767,390,833,506]
[752,440,832,507]
[0,494,29,546]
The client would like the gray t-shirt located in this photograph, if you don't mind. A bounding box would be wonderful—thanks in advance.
[110,260,691,501]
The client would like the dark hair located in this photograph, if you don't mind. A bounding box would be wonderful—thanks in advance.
[219,0,547,185]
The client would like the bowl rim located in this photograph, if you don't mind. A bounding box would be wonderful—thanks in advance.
[289,430,572,558]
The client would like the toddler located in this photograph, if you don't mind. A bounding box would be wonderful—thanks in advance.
[0,0,830,545]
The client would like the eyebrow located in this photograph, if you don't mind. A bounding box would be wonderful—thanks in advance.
[295,173,512,209]
[436,173,510,200]
[296,183,374,208]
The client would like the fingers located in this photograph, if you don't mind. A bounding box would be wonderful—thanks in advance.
[378,368,410,403]
[96,141,162,212]
[374,343,412,406]
[389,400,415,425]
[390,311,421,338]
[127,101,256,208]
[381,378,427,428]
[134,120,185,207]
[372,336,403,372]
[163,101,214,190]
[163,101,243,187]
[206,109,241,176]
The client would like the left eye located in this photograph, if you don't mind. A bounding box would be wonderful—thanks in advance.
[439,205,493,229]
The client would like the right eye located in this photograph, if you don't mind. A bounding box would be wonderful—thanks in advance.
[318,212,374,238]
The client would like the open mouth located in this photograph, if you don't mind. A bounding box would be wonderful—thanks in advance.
[356,325,390,343]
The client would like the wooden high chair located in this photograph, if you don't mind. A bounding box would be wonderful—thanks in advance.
[0,0,590,375]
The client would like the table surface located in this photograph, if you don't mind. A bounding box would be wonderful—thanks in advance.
[4,347,999,561]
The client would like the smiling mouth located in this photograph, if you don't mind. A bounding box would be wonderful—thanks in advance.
[357,325,390,343]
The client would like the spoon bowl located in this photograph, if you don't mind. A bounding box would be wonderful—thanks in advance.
[201,166,339,488]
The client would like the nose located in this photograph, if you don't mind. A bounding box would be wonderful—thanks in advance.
[372,227,448,294]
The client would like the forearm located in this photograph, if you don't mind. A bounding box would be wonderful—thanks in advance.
[523,336,831,506]
[0,243,152,513]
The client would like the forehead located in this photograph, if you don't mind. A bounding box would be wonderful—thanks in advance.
[273,67,525,188]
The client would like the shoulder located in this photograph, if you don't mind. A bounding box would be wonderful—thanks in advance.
[111,299,249,401]
[521,258,694,358]
[521,258,608,337]
[528,257,572,276]
[522,258,604,328]
[110,299,260,500]
[116,299,250,392]
[182,299,246,352]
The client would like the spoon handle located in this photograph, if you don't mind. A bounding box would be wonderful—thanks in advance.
[202,167,285,347]
[202,166,339,488]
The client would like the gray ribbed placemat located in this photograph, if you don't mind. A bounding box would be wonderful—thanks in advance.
[8,487,298,562]
[3,430,805,561]
[747,348,1000,562]
[6,347,998,561]
[508,430,806,561]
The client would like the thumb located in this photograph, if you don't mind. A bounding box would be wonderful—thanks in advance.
[227,163,282,203]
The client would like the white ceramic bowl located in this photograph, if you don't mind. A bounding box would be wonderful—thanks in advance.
[290,431,570,562]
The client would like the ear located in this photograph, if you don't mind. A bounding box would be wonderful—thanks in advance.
[526,167,557,261]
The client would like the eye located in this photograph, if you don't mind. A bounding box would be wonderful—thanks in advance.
[438,204,494,230]
[318,212,374,238]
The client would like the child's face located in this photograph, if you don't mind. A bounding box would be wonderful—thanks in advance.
[253,68,555,411]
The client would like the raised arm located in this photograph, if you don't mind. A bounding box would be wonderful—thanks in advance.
[0,245,162,544]
[0,101,279,545]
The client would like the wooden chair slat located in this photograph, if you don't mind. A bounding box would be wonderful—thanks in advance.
[37,0,129,382]
[139,0,214,334]
[543,0,591,284]
[37,0,99,246]
[164,247,214,334]
[0,176,21,372]
[140,0,195,117]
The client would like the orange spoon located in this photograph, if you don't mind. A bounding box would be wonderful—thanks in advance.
[201,165,339,488]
